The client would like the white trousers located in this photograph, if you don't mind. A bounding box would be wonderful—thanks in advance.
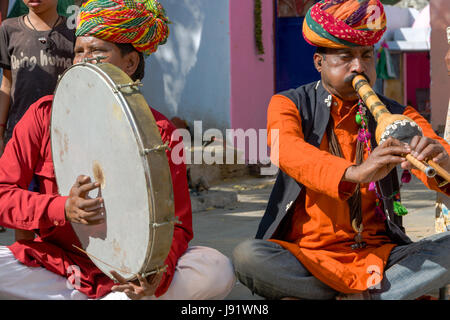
[0,245,236,300]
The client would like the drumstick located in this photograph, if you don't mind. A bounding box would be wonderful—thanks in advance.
[352,75,450,182]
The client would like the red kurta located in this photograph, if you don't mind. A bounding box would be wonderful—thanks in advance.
[267,94,450,294]
[0,95,193,299]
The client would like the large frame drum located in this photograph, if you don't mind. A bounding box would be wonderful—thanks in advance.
[51,62,175,281]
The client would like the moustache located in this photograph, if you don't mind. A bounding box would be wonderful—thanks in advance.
[344,73,371,84]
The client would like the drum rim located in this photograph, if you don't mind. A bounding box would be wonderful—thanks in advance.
[51,62,174,280]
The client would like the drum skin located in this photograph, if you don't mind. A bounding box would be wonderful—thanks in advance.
[51,62,175,281]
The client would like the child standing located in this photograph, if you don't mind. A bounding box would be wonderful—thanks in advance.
[0,0,75,154]
[0,0,75,234]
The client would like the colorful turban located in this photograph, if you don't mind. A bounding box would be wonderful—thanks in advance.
[75,0,170,56]
[303,0,386,49]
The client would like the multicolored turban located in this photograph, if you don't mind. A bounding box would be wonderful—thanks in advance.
[303,0,386,48]
[75,0,170,56]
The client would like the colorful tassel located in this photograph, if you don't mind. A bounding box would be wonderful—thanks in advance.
[374,202,386,222]
[393,200,408,216]
[354,99,408,221]
[356,113,362,125]
[401,170,411,184]
[356,101,372,155]
[357,129,366,142]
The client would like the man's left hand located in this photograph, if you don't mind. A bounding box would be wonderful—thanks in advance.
[401,136,450,172]
[110,270,163,300]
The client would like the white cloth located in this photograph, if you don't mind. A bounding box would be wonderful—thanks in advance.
[0,245,235,300]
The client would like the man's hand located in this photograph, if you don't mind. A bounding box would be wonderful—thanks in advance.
[401,135,450,173]
[64,175,105,225]
[344,137,410,184]
[110,270,163,300]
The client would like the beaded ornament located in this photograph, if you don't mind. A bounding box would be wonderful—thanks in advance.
[351,100,410,249]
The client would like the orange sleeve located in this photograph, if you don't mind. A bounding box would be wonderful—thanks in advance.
[267,94,355,200]
[403,106,450,195]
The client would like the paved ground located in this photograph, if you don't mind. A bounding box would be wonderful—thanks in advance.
[0,172,445,299]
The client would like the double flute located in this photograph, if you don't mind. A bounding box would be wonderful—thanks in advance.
[351,75,450,183]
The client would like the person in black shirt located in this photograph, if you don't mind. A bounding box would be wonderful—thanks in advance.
[0,0,75,234]
[0,0,75,154]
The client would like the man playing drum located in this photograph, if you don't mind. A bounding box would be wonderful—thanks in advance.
[0,0,235,300]
[233,0,450,300]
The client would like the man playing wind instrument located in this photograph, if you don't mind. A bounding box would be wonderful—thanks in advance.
[233,0,450,300]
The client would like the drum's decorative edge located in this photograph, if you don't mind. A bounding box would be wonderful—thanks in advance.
[51,62,175,281]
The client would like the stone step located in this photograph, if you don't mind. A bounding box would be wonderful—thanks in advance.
[190,190,238,213]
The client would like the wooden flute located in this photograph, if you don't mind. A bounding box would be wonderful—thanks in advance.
[351,75,450,183]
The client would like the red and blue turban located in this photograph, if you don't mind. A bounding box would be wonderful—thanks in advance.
[303,0,387,48]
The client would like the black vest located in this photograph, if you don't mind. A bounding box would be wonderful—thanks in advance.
[256,81,413,246]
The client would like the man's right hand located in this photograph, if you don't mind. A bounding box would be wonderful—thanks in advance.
[65,175,105,225]
[343,137,410,184]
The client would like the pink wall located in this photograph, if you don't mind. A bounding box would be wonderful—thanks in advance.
[430,0,450,132]
[404,52,430,110]
[229,0,275,135]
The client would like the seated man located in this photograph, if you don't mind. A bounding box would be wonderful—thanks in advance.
[233,0,450,300]
[0,0,235,300]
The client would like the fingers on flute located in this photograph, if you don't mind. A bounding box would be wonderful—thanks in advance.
[408,136,440,161]
[420,143,446,162]
[408,135,421,150]
[382,137,401,146]
[432,151,449,164]
[401,160,413,171]
[378,145,409,158]
[381,137,410,152]
[379,155,406,166]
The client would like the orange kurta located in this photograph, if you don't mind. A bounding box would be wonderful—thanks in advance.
[267,94,450,294]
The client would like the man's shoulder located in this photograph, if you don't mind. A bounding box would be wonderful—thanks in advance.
[32,95,54,110]
[10,96,53,139]
[278,81,320,98]
[275,81,322,109]
[149,107,177,137]
[26,95,54,122]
